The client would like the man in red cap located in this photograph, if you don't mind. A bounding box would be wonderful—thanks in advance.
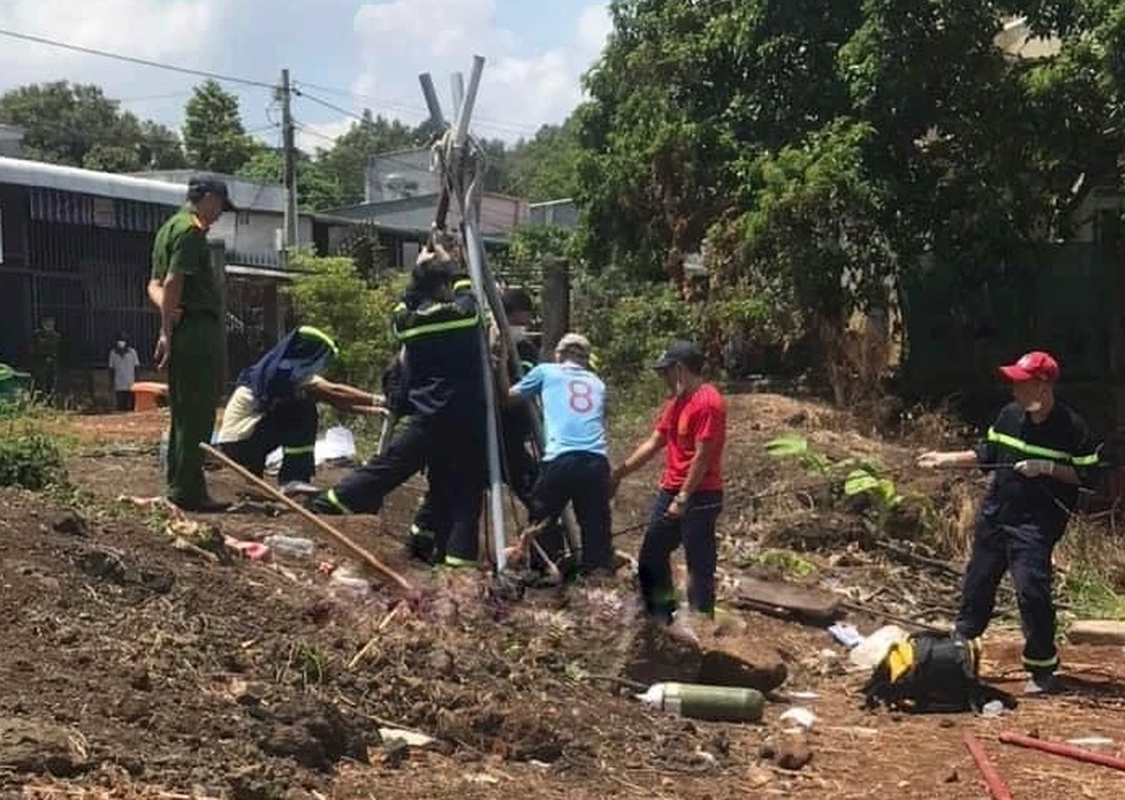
[918,351,1099,694]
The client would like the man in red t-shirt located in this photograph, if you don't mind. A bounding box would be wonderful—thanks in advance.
[610,340,727,625]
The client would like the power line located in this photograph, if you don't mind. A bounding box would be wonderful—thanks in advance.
[116,91,197,103]
[0,27,277,89]
[292,121,339,145]
[293,82,538,137]
[292,89,370,126]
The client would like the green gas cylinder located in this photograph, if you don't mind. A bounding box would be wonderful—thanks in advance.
[637,682,764,723]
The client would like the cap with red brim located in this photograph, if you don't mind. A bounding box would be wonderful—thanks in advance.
[999,351,1059,382]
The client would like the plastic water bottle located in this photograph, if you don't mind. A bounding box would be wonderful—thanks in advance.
[329,571,373,599]
[263,534,315,559]
[637,682,764,723]
[158,429,169,475]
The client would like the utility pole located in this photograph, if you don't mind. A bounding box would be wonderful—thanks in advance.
[279,68,298,251]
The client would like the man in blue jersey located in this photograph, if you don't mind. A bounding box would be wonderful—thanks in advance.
[500,332,613,576]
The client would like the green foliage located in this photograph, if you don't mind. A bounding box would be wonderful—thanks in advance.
[572,266,792,389]
[291,641,329,687]
[0,427,67,490]
[505,121,583,202]
[576,278,701,384]
[1055,516,1125,622]
[765,433,832,475]
[713,120,896,330]
[284,252,405,390]
[1058,564,1125,622]
[748,549,817,578]
[843,463,906,529]
[765,432,934,531]
[0,81,186,171]
[573,0,1125,362]
[576,0,859,279]
[237,149,344,212]
[182,80,257,174]
[507,224,578,264]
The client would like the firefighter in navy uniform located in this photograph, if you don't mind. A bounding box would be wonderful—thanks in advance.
[310,243,487,567]
[918,351,1100,694]
[406,287,565,568]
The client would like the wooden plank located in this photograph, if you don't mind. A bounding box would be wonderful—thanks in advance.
[733,576,842,622]
[1068,620,1125,646]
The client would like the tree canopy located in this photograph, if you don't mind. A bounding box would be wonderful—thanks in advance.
[0,81,186,171]
[182,80,258,175]
[571,0,1125,316]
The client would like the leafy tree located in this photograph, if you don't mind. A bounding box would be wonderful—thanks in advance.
[505,121,583,202]
[284,253,405,389]
[0,81,186,171]
[575,0,1125,356]
[237,149,344,212]
[138,120,189,170]
[478,137,515,195]
[575,0,861,281]
[315,110,420,206]
[182,80,256,174]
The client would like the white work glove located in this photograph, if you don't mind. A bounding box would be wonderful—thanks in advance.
[917,451,953,469]
[1014,459,1055,478]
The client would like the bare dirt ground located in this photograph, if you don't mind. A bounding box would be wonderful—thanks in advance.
[3,394,1125,799]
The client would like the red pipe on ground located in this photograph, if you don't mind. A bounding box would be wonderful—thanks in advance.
[1000,731,1125,772]
[964,731,1015,800]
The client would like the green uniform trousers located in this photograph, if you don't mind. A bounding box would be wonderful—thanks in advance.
[166,314,222,505]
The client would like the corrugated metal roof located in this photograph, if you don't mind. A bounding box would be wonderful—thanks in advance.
[0,155,185,206]
[136,170,287,213]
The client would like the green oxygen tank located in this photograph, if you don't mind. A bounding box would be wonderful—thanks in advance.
[637,682,765,723]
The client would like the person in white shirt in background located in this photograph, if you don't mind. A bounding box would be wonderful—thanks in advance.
[108,332,140,412]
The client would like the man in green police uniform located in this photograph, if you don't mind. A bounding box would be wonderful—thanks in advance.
[148,177,235,512]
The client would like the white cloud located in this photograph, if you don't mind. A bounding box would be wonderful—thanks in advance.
[0,1,218,77]
[576,4,612,59]
[352,0,611,141]
[294,117,354,153]
[354,0,503,60]
[0,1,286,142]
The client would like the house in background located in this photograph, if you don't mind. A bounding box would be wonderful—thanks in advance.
[529,198,578,229]
[325,192,525,266]
[0,124,24,158]
[365,148,438,203]
[0,158,361,394]
[995,15,1061,59]
[326,146,526,267]
[134,170,373,370]
[134,169,313,268]
[0,157,185,383]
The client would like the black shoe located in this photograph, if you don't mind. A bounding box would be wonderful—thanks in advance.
[1024,673,1059,696]
[307,494,342,515]
[280,480,320,498]
[408,534,434,564]
[171,497,230,513]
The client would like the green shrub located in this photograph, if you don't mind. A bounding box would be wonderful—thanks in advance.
[285,252,407,391]
[0,429,67,490]
[575,272,794,389]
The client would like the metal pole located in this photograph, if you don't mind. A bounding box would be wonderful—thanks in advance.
[451,72,465,121]
[418,73,445,127]
[454,56,485,146]
[279,69,299,250]
[477,255,580,556]
[463,207,508,571]
[440,55,507,570]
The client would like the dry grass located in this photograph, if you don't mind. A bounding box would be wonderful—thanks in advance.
[927,481,980,560]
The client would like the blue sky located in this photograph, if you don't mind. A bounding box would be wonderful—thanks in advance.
[0,0,612,150]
